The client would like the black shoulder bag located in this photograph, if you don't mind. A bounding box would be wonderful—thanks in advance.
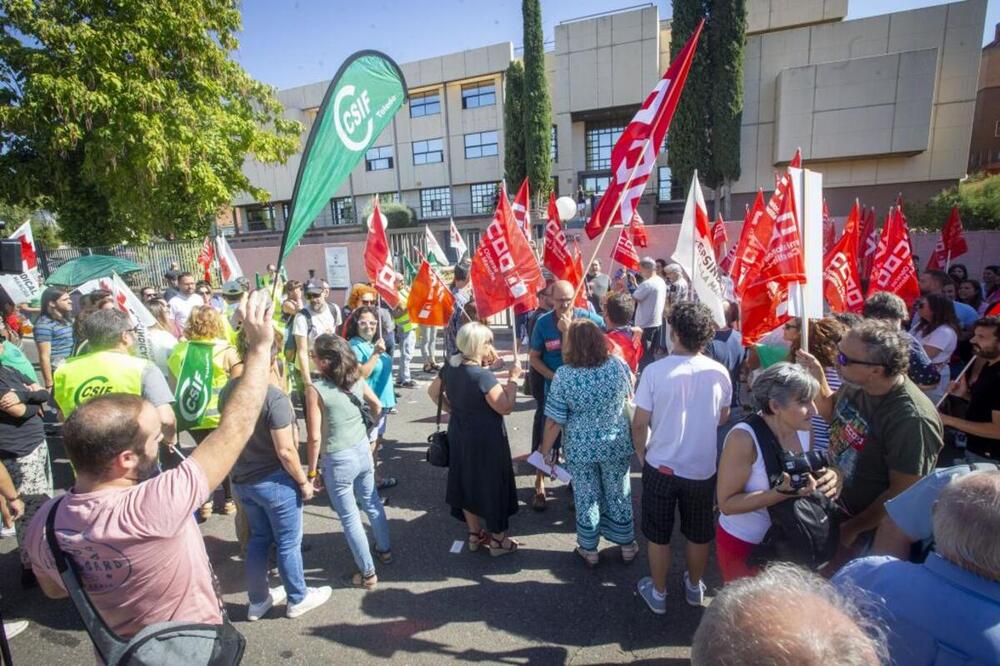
[425,369,449,467]
[339,385,376,433]
[44,496,246,665]
[744,414,840,571]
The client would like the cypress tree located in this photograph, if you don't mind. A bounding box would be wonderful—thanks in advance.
[504,61,527,190]
[522,0,553,202]
[667,0,712,196]
[707,0,746,214]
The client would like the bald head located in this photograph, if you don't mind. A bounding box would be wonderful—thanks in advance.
[550,280,575,314]
[62,394,152,477]
[691,564,885,666]
[933,470,1000,581]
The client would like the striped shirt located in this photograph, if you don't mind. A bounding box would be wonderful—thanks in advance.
[811,366,842,452]
[34,314,75,363]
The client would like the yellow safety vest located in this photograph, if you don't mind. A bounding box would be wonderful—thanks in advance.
[167,339,233,430]
[53,350,148,418]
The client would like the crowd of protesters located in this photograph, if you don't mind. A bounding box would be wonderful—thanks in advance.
[0,251,996,665]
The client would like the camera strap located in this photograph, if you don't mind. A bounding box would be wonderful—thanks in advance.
[744,413,786,488]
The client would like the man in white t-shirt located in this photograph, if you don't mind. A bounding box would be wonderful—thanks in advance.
[632,302,732,614]
[292,282,339,387]
[631,257,667,372]
[167,272,204,334]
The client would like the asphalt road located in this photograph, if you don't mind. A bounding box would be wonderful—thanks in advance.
[1,341,717,665]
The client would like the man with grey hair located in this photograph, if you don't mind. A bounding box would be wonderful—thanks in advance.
[692,562,886,665]
[52,309,176,443]
[801,320,943,556]
[862,291,941,388]
[834,471,1000,665]
[631,257,666,371]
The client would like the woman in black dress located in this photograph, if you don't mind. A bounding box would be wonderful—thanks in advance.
[428,322,522,556]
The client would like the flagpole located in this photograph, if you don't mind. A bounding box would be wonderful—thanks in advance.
[571,134,658,306]
[945,250,952,272]
[798,167,809,355]
[936,355,976,408]
[377,293,383,340]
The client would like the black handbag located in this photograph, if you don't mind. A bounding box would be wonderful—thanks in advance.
[425,375,449,467]
[340,386,376,433]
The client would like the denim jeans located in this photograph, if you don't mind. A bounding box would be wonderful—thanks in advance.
[397,329,415,383]
[233,469,307,606]
[322,439,391,576]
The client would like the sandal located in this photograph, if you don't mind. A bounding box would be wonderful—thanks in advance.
[575,546,599,568]
[621,541,639,563]
[351,571,378,589]
[531,493,547,512]
[488,535,519,557]
[468,529,488,553]
[375,549,394,564]
[376,477,398,490]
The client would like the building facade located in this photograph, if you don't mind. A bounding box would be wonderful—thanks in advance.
[231,0,987,235]
[969,22,1000,173]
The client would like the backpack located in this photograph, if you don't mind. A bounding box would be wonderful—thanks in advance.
[44,497,246,665]
[744,414,840,571]
[284,308,313,364]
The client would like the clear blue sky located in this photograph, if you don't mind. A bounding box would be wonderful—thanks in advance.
[235,0,1000,90]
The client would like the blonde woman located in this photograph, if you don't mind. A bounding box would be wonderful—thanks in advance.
[427,323,523,555]
[144,298,179,377]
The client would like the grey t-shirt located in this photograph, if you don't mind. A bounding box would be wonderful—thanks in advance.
[141,363,175,406]
[312,378,369,453]
[223,384,295,485]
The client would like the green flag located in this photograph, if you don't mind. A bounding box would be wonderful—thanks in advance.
[402,255,418,283]
[174,341,215,431]
[279,51,408,262]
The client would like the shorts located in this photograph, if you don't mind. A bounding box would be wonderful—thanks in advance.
[641,463,715,545]
[370,413,388,442]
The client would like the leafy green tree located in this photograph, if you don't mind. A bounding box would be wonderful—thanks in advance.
[363,201,416,230]
[521,0,552,203]
[905,172,1000,231]
[706,0,746,213]
[0,202,60,248]
[0,0,301,246]
[503,61,526,190]
[667,0,712,197]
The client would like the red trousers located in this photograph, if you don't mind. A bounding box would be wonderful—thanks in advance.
[716,524,760,583]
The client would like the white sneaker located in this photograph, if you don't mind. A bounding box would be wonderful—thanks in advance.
[3,620,28,639]
[286,586,333,619]
[684,571,706,607]
[247,586,287,622]
[0,525,15,538]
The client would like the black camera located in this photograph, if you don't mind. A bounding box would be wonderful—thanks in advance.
[779,449,828,490]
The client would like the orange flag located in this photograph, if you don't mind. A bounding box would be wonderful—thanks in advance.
[407,260,455,326]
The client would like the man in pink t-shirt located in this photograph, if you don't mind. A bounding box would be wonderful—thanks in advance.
[24,292,275,638]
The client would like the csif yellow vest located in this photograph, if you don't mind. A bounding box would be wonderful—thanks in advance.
[53,350,148,418]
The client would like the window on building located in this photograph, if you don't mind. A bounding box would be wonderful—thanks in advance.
[581,175,611,197]
[470,182,499,215]
[246,204,275,233]
[413,138,444,165]
[585,121,626,170]
[550,125,558,162]
[410,90,441,118]
[461,81,496,109]
[372,191,400,204]
[420,187,452,218]
[464,131,498,159]
[365,146,394,171]
[333,197,356,225]
[658,166,673,202]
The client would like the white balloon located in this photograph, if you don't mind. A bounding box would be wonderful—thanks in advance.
[555,196,577,222]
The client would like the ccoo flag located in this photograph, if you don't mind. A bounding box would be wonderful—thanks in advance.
[925,206,967,271]
[364,197,399,307]
[823,200,864,314]
[278,51,407,262]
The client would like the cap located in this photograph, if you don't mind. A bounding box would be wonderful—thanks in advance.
[304,282,325,296]
[221,280,245,296]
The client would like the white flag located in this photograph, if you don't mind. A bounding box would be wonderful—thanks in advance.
[448,218,467,259]
[77,273,156,359]
[670,170,727,327]
[7,221,39,281]
[0,271,41,304]
[424,225,449,266]
[214,234,244,282]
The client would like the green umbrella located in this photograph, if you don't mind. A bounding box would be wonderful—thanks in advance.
[45,255,144,287]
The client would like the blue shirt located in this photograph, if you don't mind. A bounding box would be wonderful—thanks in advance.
[529,307,605,392]
[834,554,1000,665]
[34,314,75,363]
[349,337,395,409]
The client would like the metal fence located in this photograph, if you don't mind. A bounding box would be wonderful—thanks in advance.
[41,238,209,288]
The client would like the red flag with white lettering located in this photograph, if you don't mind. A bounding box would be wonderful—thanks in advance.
[867,207,920,307]
[511,178,531,239]
[822,199,836,255]
[630,211,649,248]
[196,236,215,283]
[823,200,864,313]
[364,198,399,308]
[584,20,704,239]
[925,206,967,271]
[612,226,640,271]
[711,213,728,261]
[726,190,765,287]
[859,205,878,279]
[471,185,545,319]
[543,194,576,283]
[407,260,455,326]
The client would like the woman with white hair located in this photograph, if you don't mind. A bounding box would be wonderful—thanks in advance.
[716,362,841,581]
[428,322,523,555]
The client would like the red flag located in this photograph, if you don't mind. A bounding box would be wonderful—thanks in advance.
[925,206,967,271]
[823,200,864,313]
[612,226,641,271]
[867,207,920,307]
[858,205,878,279]
[822,199,836,255]
[8,222,38,273]
[364,198,399,308]
[719,242,738,274]
[471,184,545,319]
[711,213,728,261]
[584,20,704,238]
[726,190,765,286]
[543,194,576,283]
[196,236,214,283]
[789,147,802,168]
[630,211,649,248]
[571,240,589,309]
[511,178,531,238]
[407,260,455,326]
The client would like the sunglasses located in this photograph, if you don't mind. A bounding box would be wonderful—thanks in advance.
[360,299,376,305]
[836,351,882,367]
